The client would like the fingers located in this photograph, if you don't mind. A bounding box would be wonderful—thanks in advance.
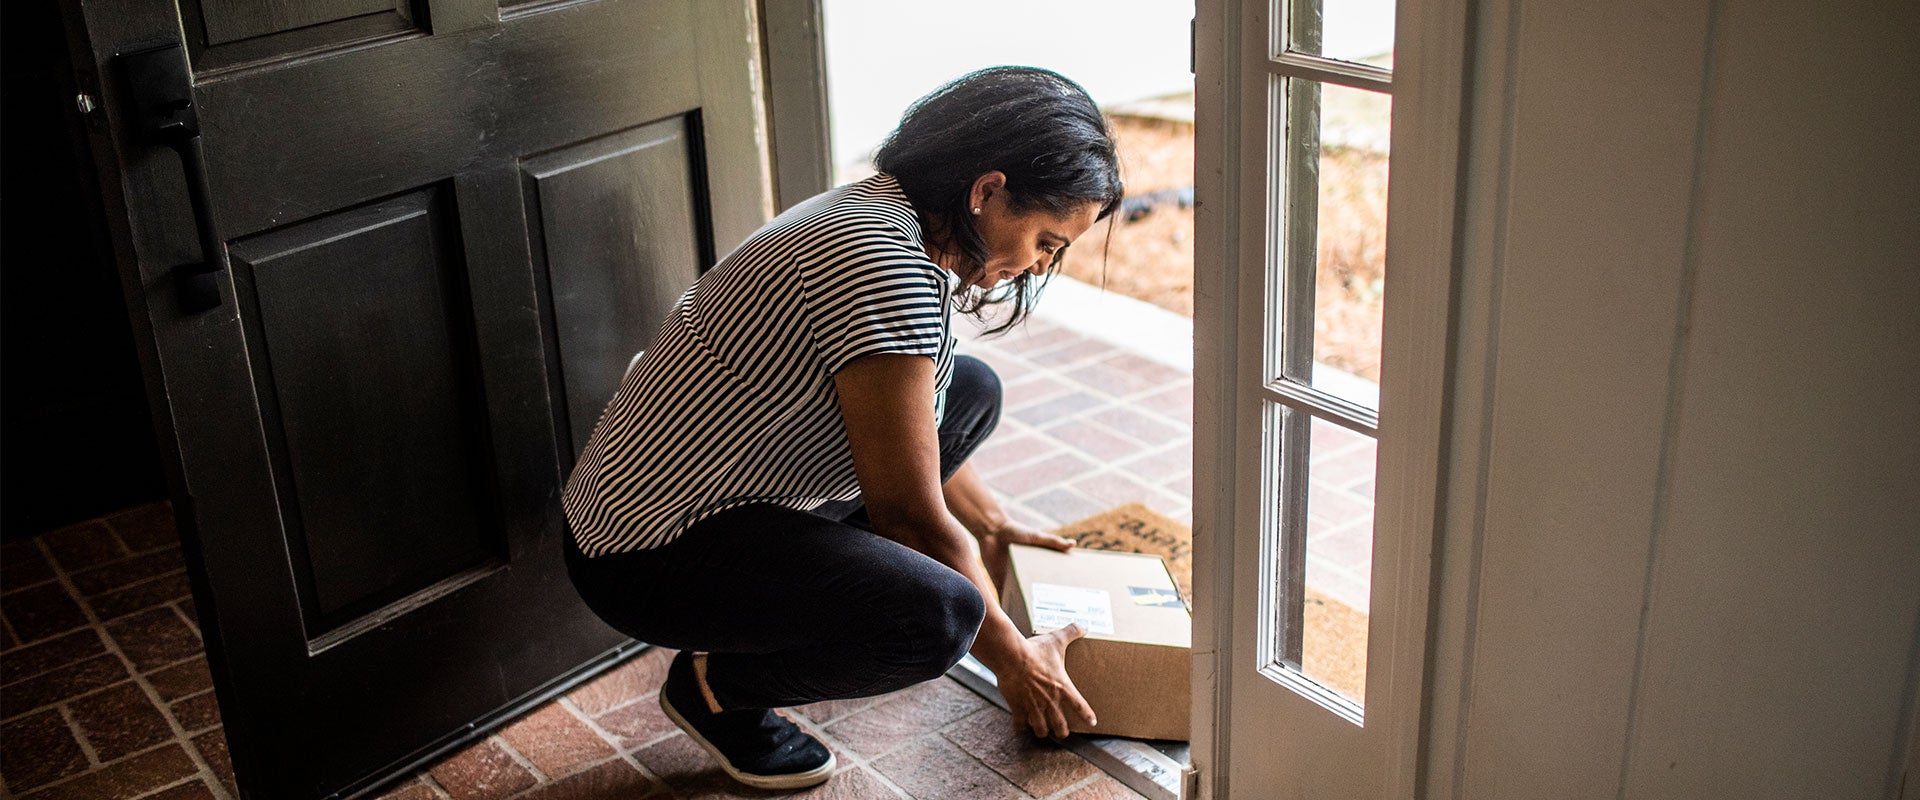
[1055,622,1089,643]
[1011,528,1077,552]
[1069,689,1098,728]
[1047,702,1071,739]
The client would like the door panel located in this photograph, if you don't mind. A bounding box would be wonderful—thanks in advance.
[523,116,707,459]
[196,0,407,47]
[228,185,498,627]
[63,0,773,795]
[181,0,428,73]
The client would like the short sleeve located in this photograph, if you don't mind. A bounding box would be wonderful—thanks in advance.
[797,229,948,375]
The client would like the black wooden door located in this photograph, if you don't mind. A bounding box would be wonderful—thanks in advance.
[60,0,774,796]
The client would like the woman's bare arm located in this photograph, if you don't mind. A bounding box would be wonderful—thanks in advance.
[834,353,1093,738]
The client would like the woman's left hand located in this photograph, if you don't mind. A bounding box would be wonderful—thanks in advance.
[980,520,1076,591]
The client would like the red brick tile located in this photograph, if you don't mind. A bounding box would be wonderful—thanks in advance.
[87,570,192,623]
[1307,482,1374,528]
[822,679,988,760]
[1,653,129,719]
[31,742,198,800]
[792,693,882,727]
[499,702,617,779]
[994,328,1090,359]
[103,607,202,673]
[43,521,130,573]
[68,680,175,762]
[68,550,186,598]
[146,655,213,702]
[1162,473,1193,502]
[176,596,197,626]
[631,733,733,797]
[1044,419,1144,462]
[591,692,679,750]
[1002,374,1071,410]
[785,767,901,799]
[1,629,105,686]
[869,734,1024,800]
[1056,772,1149,799]
[1,539,55,593]
[1069,472,1177,512]
[1063,361,1170,400]
[567,647,674,717]
[192,728,235,798]
[1003,504,1055,532]
[987,451,1095,493]
[0,708,90,791]
[1308,518,1373,557]
[2,582,89,644]
[1019,489,1109,529]
[941,706,1096,798]
[145,779,219,800]
[2,618,17,650]
[428,738,539,800]
[1011,391,1107,427]
[371,776,441,800]
[1311,446,1378,491]
[1087,406,1185,445]
[971,434,1065,478]
[1118,444,1192,484]
[1310,419,1371,452]
[517,757,662,800]
[1032,338,1122,367]
[170,690,222,733]
[1100,354,1188,388]
[1138,384,1193,426]
[104,502,178,554]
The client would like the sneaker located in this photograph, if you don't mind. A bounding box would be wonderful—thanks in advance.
[658,651,836,790]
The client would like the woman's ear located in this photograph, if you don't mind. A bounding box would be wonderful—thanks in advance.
[969,171,1009,211]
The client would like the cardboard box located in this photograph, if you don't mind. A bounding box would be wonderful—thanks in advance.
[1001,543,1191,741]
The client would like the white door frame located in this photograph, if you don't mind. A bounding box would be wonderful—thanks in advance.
[1189,0,1470,794]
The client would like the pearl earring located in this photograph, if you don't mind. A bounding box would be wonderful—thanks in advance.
[971,207,982,215]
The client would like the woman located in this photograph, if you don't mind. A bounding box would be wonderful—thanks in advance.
[560,66,1124,790]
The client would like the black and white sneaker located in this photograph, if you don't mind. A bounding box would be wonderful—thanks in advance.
[658,651,836,790]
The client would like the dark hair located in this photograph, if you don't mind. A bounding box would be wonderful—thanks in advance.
[875,66,1124,335]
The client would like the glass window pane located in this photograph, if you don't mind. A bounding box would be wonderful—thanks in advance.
[1301,415,1374,705]
[1285,0,1396,66]
[1268,78,1391,412]
[1261,405,1376,709]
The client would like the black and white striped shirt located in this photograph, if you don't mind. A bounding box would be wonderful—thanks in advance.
[562,173,959,557]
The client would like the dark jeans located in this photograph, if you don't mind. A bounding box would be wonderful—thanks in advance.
[562,355,1002,711]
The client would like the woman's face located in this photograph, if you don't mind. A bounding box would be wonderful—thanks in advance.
[961,172,1103,290]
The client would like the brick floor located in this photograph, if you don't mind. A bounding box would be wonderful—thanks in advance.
[0,503,230,800]
[1,503,1144,800]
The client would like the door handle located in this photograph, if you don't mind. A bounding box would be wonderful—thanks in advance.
[119,43,223,313]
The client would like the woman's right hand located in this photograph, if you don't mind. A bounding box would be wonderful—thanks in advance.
[996,623,1097,739]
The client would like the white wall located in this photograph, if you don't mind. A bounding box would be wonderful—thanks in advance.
[1419,0,1920,797]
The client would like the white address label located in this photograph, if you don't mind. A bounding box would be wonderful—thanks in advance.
[1029,583,1117,635]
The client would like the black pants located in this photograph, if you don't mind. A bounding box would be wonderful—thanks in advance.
[562,355,1002,710]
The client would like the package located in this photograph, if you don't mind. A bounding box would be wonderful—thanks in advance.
[1001,543,1191,741]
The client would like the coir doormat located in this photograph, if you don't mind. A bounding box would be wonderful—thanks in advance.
[1051,502,1369,703]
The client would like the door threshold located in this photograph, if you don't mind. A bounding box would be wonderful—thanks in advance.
[946,654,1191,800]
